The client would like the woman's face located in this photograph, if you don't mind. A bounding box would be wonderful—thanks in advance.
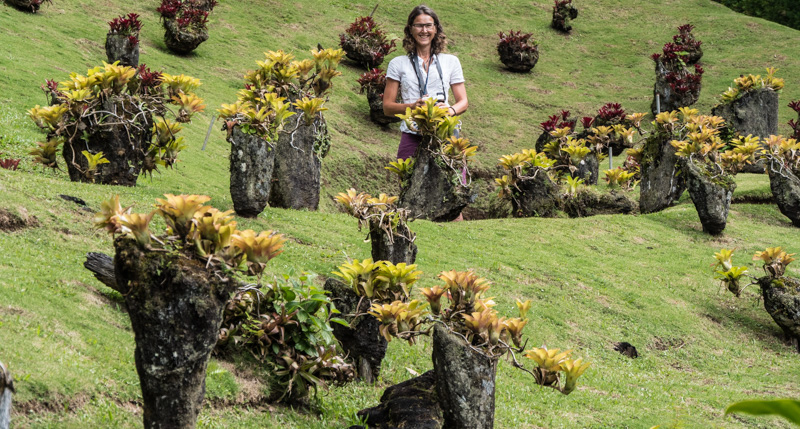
[411,13,436,50]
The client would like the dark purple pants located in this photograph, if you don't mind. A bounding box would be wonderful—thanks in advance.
[397,132,423,160]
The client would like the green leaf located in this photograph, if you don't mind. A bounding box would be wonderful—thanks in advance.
[330,317,349,327]
[725,399,800,425]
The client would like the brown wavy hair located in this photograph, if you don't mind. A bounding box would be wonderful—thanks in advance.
[402,5,448,57]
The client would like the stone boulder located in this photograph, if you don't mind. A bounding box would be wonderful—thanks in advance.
[370,224,417,265]
[432,324,497,429]
[323,278,387,383]
[684,160,735,235]
[61,97,152,186]
[105,33,139,67]
[228,126,276,217]
[351,371,443,429]
[366,90,401,126]
[767,159,800,227]
[269,114,326,210]
[639,132,686,213]
[511,167,560,218]
[757,276,800,353]
[712,88,779,173]
[163,20,209,55]
[399,143,473,222]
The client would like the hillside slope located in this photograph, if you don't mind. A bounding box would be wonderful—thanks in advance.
[1,0,800,427]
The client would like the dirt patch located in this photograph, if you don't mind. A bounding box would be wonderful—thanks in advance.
[0,305,29,316]
[80,282,126,312]
[650,336,686,351]
[15,393,91,415]
[210,361,270,408]
[0,207,39,232]
[731,194,774,204]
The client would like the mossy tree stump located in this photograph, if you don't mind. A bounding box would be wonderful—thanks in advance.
[269,112,327,210]
[111,237,235,429]
[639,132,686,213]
[767,159,800,227]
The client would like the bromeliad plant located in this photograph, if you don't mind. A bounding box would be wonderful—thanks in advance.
[367,267,591,394]
[219,49,343,144]
[497,30,539,72]
[495,148,556,200]
[108,13,142,46]
[712,247,800,352]
[339,15,396,68]
[671,24,703,64]
[27,62,203,185]
[718,68,784,105]
[3,0,51,13]
[335,188,415,249]
[666,108,750,176]
[397,97,475,179]
[790,100,800,140]
[217,275,355,402]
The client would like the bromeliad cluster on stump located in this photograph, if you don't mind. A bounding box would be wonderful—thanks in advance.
[219,48,343,215]
[714,247,800,353]
[3,0,50,13]
[551,0,578,32]
[339,15,396,69]
[352,269,590,428]
[105,13,142,67]
[357,68,401,126]
[157,0,217,54]
[28,63,204,186]
[396,99,476,222]
[496,30,539,73]
[651,24,704,116]
[87,194,290,427]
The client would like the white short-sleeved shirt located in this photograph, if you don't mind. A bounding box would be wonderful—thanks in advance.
[386,53,465,134]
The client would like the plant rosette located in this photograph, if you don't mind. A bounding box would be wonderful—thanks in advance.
[28,62,204,186]
[497,30,539,73]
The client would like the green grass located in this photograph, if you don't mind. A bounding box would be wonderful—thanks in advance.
[1,0,800,427]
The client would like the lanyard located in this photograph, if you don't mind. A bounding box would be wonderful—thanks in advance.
[412,52,445,98]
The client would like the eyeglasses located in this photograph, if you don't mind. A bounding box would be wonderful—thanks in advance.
[411,23,435,30]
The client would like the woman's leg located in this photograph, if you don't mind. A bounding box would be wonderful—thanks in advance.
[397,132,423,160]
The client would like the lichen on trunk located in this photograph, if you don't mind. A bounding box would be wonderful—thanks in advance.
[228,126,276,217]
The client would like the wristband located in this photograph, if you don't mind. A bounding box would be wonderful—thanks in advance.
[449,107,457,115]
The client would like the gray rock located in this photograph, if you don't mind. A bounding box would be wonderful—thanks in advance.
[163,19,209,55]
[684,160,734,235]
[563,188,636,218]
[398,141,473,222]
[767,159,800,226]
[228,126,276,217]
[356,370,444,429]
[105,33,139,67]
[510,167,560,217]
[324,278,388,384]
[757,276,800,353]
[574,151,599,185]
[111,237,235,429]
[367,90,401,126]
[712,88,779,174]
[432,324,497,429]
[639,132,686,213]
[369,224,417,265]
[269,113,325,210]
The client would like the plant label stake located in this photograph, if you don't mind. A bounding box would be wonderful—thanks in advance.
[202,115,217,151]
[656,94,661,114]
[609,146,613,169]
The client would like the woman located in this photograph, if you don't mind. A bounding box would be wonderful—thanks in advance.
[383,5,468,160]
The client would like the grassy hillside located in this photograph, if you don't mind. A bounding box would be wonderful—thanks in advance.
[1,0,800,427]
